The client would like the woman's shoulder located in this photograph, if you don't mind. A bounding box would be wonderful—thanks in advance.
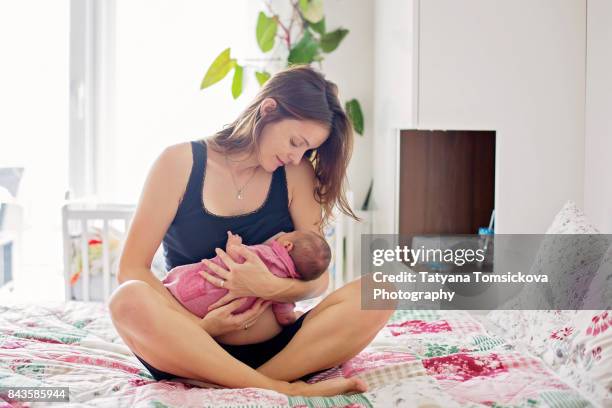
[155,142,195,202]
[158,142,193,170]
[162,141,194,157]
[284,159,316,207]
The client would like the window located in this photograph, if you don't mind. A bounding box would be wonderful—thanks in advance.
[102,0,257,203]
[0,0,258,299]
[0,0,70,297]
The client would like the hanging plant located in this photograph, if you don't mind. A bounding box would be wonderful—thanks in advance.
[200,0,364,135]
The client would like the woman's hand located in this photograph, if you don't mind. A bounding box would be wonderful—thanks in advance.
[200,244,280,310]
[199,297,272,337]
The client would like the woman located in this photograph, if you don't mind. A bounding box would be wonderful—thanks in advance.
[109,65,393,397]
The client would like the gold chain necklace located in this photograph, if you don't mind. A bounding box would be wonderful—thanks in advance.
[225,155,259,200]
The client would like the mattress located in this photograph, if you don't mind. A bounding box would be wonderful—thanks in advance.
[0,300,598,407]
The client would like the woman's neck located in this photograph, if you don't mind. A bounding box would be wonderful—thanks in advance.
[224,149,261,174]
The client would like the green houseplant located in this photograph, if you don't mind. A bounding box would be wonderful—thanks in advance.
[200,0,364,135]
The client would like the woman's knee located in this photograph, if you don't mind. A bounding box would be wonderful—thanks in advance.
[344,278,394,330]
[108,280,156,327]
[356,276,398,318]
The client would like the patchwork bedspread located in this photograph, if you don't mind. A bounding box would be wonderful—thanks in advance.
[0,301,598,407]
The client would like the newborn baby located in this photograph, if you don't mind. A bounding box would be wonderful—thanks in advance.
[162,230,331,325]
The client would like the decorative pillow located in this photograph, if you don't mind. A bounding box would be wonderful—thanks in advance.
[486,309,577,358]
[583,244,612,310]
[542,310,612,407]
[528,233,609,309]
[545,200,601,234]
[487,201,602,355]
[539,201,608,310]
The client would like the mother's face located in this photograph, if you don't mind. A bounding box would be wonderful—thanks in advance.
[257,118,329,172]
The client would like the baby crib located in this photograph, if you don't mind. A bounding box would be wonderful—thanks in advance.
[62,202,135,302]
[62,201,358,302]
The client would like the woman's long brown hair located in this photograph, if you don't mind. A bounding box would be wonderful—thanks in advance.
[204,64,359,228]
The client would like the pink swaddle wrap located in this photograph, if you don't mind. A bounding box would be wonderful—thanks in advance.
[162,240,300,325]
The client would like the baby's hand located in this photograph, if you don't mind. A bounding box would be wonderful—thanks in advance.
[277,310,299,325]
[226,231,243,247]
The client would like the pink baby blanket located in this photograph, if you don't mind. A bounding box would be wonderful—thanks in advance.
[162,241,299,318]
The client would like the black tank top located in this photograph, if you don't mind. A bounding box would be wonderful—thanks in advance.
[162,140,295,271]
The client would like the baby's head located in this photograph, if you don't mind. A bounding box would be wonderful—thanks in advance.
[275,231,331,280]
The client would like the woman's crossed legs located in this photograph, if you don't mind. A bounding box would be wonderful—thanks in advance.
[108,277,392,395]
[256,278,394,381]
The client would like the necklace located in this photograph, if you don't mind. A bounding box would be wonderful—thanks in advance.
[225,154,259,200]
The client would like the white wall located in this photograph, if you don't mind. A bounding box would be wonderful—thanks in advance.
[373,0,587,234]
[322,0,374,210]
[267,0,374,211]
[419,0,586,234]
[372,0,417,234]
[584,0,612,233]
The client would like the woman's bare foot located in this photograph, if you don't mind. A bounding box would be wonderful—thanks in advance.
[285,377,368,397]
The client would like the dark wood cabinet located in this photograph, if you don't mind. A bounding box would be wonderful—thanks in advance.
[399,130,495,235]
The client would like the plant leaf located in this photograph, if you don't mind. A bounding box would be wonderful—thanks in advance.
[256,11,277,53]
[299,0,324,23]
[320,28,349,53]
[288,30,319,64]
[255,70,271,86]
[345,99,364,135]
[201,48,236,89]
[310,17,326,35]
[232,65,243,99]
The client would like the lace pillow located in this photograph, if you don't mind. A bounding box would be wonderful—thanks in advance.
[486,309,577,358]
[542,310,612,407]
[487,201,602,355]
[583,244,612,310]
[527,233,609,309]
[545,200,600,234]
[538,202,607,309]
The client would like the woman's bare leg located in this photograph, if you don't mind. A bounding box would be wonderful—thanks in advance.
[108,280,366,395]
[256,277,394,381]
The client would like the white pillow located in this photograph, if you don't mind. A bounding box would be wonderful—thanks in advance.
[539,201,608,309]
[545,200,600,234]
[583,244,612,310]
[488,201,602,352]
[527,233,609,309]
[500,201,605,310]
[486,309,577,358]
[543,310,612,407]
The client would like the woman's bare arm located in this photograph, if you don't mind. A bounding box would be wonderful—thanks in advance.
[116,143,204,326]
[264,159,330,302]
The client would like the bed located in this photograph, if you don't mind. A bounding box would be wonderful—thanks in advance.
[2,201,609,407]
[0,298,604,408]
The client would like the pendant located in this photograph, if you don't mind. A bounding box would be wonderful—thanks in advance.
[237,190,243,200]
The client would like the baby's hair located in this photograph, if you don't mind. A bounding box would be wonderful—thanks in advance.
[291,231,331,280]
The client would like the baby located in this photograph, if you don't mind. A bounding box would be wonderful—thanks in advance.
[162,230,331,325]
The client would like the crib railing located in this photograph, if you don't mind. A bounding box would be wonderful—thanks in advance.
[62,202,134,302]
[325,191,372,294]
[62,200,365,302]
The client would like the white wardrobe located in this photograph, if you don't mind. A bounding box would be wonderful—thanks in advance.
[373,0,611,234]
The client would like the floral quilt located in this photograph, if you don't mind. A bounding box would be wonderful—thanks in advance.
[0,301,599,407]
